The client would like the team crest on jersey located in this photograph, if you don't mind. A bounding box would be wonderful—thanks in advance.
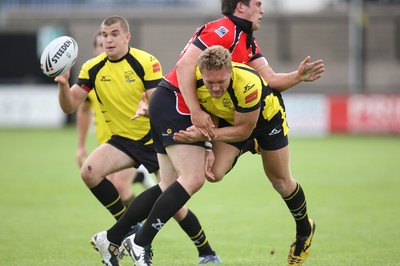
[215,26,229,38]
[222,98,235,111]
[125,71,136,83]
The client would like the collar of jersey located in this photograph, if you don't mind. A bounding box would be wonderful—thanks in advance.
[228,15,253,35]
[107,48,130,63]
[228,15,253,49]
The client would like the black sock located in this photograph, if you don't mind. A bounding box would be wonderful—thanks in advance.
[90,178,125,220]
[135,181,190,247]
[107,185,162,244]
[283,183,311,237]
[133,172,145,183]
[179,209,215,256]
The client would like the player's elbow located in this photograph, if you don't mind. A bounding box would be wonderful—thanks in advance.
[175,60,185,74]
[60,104,77,114]
[175,57,194,75]
[237,128,253,142]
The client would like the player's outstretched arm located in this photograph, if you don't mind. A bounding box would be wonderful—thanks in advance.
[249,56,325,92]
[55,71,88,114]
[297,56,325,82]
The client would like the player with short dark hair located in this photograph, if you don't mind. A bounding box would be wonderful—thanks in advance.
[54,15,219,266]
[75,30,156,208]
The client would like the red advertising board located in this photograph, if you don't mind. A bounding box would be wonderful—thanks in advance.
[329,94,400,134]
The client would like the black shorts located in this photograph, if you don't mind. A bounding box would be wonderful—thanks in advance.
[219,91,289,151]
[149,86,205,154]
[107,135,159,173]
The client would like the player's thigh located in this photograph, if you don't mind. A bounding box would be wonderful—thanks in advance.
[156,153,178,191]
[261,145,291,181]
[82,143,134,177]
[107,167,137,185]
[212,141,240,179]
[166,144,206,194]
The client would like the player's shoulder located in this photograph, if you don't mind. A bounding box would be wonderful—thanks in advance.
[232,62,258,75]
[204,16,235,35]
[129,47,159,62]
[207,16,234,28]
[232,63,263,89]
[82,52,107,69]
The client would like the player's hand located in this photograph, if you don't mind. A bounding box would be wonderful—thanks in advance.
[298,56,325,82]
[205,149,215,181]
[76,146,88,168]
[131,92,148,120]
[173,125,206,142]
[191,109,215,141]
[54,70,70,85]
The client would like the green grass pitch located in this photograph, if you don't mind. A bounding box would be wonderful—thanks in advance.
[0,127,399,265]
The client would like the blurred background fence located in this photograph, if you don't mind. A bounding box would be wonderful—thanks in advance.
[0,0,399,134]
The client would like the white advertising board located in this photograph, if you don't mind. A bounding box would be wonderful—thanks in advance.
[283,94,329,136]
[0,85,65,127]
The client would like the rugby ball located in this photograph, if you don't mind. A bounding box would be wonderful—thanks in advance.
[40,36,78,77]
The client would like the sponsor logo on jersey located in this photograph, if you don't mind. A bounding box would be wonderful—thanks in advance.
[153,62,161,73]
[215,26,229,38]
[243,82,255,93]
[100,75,111,81]
[199,98,207,104]
[245,90,258,104]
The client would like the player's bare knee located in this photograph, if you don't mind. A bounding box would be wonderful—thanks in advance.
[80,164,96,183]
[193,177,206,190]
[189,174,206,192]
[270,178,292,195]
[208,175,224,183]
[172,206,188,222]
[211,170,226,182]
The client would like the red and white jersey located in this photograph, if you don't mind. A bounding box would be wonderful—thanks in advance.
[164,15,263,89]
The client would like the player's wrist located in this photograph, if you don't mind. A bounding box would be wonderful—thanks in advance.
[204,141,212,151]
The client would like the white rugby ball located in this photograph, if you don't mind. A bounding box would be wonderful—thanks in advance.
[40,36,78,77]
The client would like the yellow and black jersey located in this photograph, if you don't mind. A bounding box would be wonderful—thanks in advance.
[86,91,111,144]
[77,47,162,143]
[195,62,289,136]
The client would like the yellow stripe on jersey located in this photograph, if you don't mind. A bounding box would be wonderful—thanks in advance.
[262,94,289,136]
[78,48,163,143]
[87,91,111,144]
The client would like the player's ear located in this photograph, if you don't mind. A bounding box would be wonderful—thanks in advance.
[125,32,131,43]
[237,1,245,12]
